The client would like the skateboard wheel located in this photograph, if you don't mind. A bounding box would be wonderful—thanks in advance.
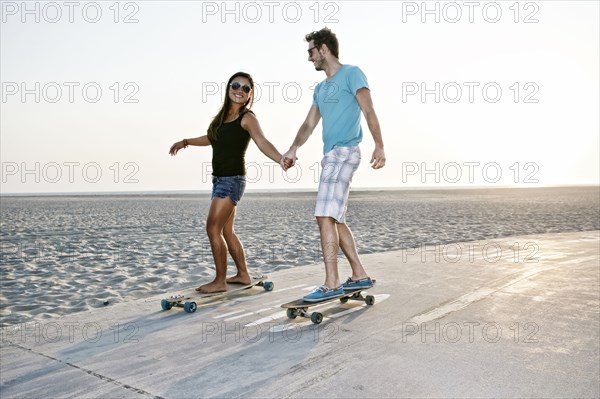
[311,312,323,324]
[184,301,197,313]
[339,297,349,303]
[161,299,172,311]
[263,281,274,291]
[365,295,375,306]
[286,308,298,319]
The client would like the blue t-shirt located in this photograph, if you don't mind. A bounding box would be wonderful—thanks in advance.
[312,64,369,154]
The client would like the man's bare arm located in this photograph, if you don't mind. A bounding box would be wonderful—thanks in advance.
[283,105,321,166]
[356,88,386,169]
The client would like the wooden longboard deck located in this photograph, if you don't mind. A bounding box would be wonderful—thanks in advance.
[281,289,370,309]
[163,275,269,304]
[281,288,376,324]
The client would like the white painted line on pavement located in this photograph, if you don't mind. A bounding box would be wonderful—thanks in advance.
[214,309,246,319]
[273,284,308,293]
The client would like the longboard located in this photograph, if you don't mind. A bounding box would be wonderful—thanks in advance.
[281,287,375,324]
[161,275,273,313]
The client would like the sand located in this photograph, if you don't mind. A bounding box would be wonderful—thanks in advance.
[1,187,598,327]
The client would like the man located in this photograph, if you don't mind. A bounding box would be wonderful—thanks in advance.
[282,28,386,302]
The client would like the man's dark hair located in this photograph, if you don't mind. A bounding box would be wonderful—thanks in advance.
[305,27,339,58]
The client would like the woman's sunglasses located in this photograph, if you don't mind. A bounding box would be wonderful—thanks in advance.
[229,82,252,94]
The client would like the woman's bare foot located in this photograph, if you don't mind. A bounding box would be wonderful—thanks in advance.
[226,274,251,285]
[195,281,227,293]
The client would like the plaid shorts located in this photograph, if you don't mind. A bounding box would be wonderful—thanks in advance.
[315,146,361,223]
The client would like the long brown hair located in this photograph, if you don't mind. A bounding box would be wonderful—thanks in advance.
[207,72,255,142]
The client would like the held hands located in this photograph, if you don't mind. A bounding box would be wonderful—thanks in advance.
[279,156,295,171]
[280,148,298,171]
[370,146,386,169]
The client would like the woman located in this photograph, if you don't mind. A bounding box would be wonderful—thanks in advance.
[169,72,288,293]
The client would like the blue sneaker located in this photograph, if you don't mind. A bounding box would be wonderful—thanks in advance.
[342,276,374,291]
[303,285,344,302]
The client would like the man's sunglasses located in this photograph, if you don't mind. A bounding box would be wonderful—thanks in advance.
[229,82,252,94]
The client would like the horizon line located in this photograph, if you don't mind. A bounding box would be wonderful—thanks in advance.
[1,184,599,197]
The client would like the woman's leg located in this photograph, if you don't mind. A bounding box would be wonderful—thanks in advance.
[196,197,236,293]
[223,206,251,285]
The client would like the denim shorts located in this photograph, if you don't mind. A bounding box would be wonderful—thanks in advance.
[211,175,246,205]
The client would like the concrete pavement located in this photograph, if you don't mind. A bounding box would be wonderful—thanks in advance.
[1,231,599,398]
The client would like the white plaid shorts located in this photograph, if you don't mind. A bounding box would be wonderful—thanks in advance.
[315,146,361,223]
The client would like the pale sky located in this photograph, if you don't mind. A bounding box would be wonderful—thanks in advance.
[1,0,598,194]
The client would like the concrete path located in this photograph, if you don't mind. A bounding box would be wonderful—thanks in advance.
[1,231,599,398]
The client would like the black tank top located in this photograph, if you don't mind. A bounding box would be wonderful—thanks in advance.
[210,113,251,176]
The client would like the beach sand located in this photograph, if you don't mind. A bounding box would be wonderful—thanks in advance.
[1,187,598,326]
[1,231,599,398]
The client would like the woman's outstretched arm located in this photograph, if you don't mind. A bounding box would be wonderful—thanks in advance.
[169,135,210,156]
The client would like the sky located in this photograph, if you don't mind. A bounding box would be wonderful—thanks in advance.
[1,0,598,194]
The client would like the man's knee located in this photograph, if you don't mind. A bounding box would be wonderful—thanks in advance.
[316,216,336,226]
